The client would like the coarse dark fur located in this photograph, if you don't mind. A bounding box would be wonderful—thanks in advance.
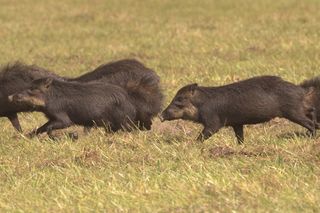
[10,78,136,136]
[72,59,163,130]
[300,76,320,123]
[160,76,316,143]
[0,62,63,132]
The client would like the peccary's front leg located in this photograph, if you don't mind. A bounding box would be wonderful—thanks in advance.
[33,121,51,135]
[45,120,73,136]
[8,113,22,132]
[197,126,221,141]
[197,116,221,142]
[27,121,51,138]
[232,125,244,144]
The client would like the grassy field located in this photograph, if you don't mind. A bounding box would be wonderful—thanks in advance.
[1,0,320,211]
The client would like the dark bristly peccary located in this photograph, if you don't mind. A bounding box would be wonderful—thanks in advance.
[8,78,136,137]
[1,59,162,132]
[0,62,62,132]
[71,59,163,130]
[160,76,316,144]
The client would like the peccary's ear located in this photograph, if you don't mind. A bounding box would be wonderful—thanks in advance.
[43,78,53,89]
[189,83,198,95]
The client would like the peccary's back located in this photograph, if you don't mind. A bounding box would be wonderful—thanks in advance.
[45,80,136,125]
[72,59,163,118]
[0,62,60,94]
[73,59,156,84]
[200,76,305,125]
[0,62,61,114]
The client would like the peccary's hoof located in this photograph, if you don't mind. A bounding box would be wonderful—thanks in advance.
[305,130,316,138]
[196,135,205,142]
[48,134,60,141]
[68,132,79,141]
[26,130,37,139]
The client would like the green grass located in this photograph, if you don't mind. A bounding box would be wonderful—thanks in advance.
[1,0,320,211]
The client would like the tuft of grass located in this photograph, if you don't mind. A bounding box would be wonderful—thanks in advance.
[1,0,320,211]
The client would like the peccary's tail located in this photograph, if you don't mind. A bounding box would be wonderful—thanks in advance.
[125,71,163,117]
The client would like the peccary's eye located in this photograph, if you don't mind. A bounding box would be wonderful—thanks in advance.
[176,97,183,102]
[175,102,184,108]
[28,89,39,95]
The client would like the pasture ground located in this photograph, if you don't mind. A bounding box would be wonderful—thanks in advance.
[0,0,320,212]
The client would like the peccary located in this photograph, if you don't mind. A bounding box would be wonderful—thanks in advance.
[0,59,163,131]
[8,78,136,136]
[0,62,62,132]
[71,59,163,130]
[1,59,162,132]
[160,76,316,143]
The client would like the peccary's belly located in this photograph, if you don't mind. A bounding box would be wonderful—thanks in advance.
[220,106,280,126]
[224,116,273,126]
[67,107,111,126]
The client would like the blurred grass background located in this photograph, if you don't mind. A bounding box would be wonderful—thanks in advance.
[0,0,320,211]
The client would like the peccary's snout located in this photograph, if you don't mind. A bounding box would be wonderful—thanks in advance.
[8,91,46,107]
[158,114,164,122]
[8,93,23,102]
[158,111,169,122]
[159,107,180,122]
[8,95,14,102]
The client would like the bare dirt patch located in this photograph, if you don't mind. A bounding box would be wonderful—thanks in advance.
[74,147,103,167]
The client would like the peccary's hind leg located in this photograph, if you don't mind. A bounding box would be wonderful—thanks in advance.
[8,113,22,132]
[307,107,320,129]
[121,117,137,132]
[140,119,152,130]
[29,120,72,137]
[102,120,123,133]
[28,114,72,138]
[136,113,152,130]
[232,125,244,144]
